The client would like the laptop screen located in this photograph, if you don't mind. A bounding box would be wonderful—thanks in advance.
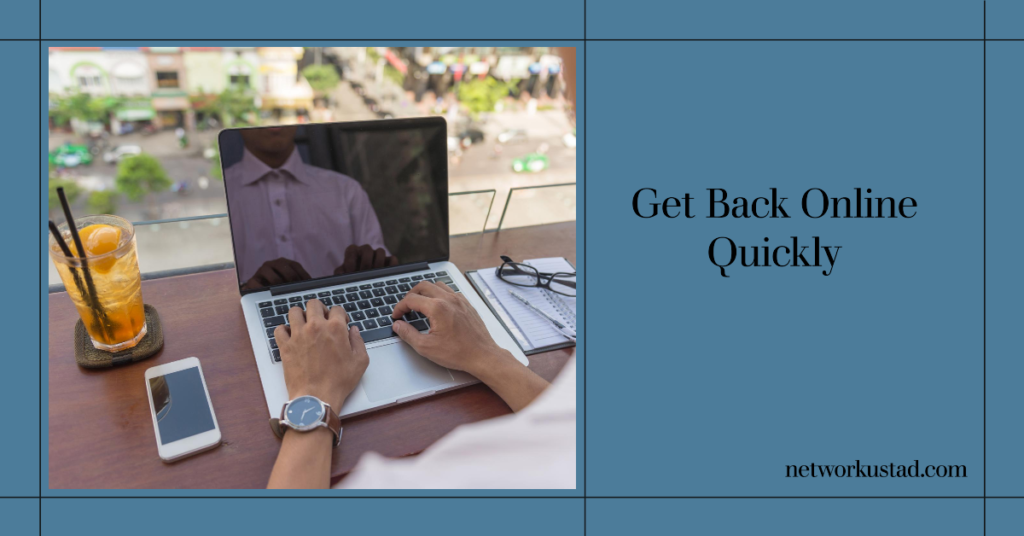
[219,118,449,293]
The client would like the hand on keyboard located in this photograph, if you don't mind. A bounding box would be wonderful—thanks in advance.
[333,244,399,275]
[273,298,369,410]
[391,281,508,376]
[242,257,311,290]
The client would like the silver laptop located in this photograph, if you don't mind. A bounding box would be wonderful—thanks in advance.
[220,117,528,418]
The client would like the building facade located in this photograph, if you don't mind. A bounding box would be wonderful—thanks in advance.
[49,46,325,133]
[49,47,156,134]
[49,47,151,97]
[145,47,193,130]
[257,47,313,124]
[183,47,225,95]
[224,47,261,93]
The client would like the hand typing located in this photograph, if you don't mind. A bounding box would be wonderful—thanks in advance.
[391,281,509,377]
[274,298,368,410]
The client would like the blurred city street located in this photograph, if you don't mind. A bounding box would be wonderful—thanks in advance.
[48,46,576,284]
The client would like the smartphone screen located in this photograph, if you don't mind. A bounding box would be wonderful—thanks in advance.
[148,367,215,444]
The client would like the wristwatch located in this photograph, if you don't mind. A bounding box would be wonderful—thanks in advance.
[279,395,342,447]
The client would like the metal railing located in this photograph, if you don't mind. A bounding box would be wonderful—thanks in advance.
[51,190,509,291]
[51,183,578,291]
[497,182,577,230]
[132,213,228,226]
[448,189,496,235]
[123,182,578,234]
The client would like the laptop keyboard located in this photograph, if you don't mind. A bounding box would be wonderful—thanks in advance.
[256,271,457,363]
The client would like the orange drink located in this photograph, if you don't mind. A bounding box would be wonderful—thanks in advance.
[50,215,147,352]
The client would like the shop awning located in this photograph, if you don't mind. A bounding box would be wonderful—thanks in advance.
[190,94,218,110]
[111,61,146,78]
[260,79,314,110]
[116,107,155,121]
[151,93,190,111]
[259,96,314,110]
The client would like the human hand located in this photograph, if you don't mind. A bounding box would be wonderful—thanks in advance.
[242,257,312,290]
[390,281,508,376]
[391,281,550,412]
[334,244,398,275]
[273,299,368,411]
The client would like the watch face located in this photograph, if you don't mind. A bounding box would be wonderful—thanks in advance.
[285,396,324,428]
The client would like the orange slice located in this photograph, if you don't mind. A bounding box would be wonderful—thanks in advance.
[78,224,122,272]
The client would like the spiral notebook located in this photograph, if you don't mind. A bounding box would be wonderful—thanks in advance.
[466,257,577,355]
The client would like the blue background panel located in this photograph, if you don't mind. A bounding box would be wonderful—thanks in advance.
[986,1,1024,39]
[586,41,982,496]
[41,498,583,535]
[587,499,981,535]
[0,41,42,497]
[0,1,39,40]
[984,42,1024,497]
[987,499,1024,535]
[587,0,982,40]
[0,499,40,534]
[41,0,583,40]
[0,0,38,39]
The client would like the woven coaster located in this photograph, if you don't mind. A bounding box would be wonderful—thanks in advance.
[74,304,164,369]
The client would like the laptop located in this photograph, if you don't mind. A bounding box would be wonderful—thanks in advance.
[219,117,528,418]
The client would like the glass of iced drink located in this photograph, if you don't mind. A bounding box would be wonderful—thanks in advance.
[49,215,147,352]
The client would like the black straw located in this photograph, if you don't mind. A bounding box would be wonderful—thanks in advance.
[49,220,95,332]
[57,188,88,267]
[55,188,111,340]
[48,220,73,257]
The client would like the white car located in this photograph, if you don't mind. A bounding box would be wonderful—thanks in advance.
[447,136,463,155]
[60,153,82,168]
[103,145,142,164]
[497,129,528,144]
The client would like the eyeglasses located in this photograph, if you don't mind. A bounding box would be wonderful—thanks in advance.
[496,256,576,297]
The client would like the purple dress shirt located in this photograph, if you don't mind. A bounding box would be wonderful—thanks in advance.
[225,148,388,284]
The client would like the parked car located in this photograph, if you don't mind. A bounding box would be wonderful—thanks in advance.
[563,129,577,148]
[447,136,463,155]
[512,153,550,173]
[497,129,528,144]
[457,128,484,148]
[49,144,93,168]
[103,145,142,164]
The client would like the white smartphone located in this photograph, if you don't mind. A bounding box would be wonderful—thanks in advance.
[144,357,222,463]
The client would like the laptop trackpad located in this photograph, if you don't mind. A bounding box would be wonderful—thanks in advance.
[361,340,454,402]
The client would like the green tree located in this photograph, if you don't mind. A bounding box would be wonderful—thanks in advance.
[115,154,172,218]
[301,64,340,95]
[49,92,120,126]
[86,190,120,215]
[195,87,257,128]
[208,145,223,181]
[457,77,519,118]
[214,87,258,127]
[383,64,405,87]
[48,177,82,218]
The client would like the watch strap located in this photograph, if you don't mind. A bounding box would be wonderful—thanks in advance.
[269,417,286,440]
[324,406,342,447]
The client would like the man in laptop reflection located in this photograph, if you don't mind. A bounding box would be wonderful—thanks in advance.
[225,125,398,290]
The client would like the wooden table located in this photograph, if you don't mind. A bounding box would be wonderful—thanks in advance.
[48,222,576,489]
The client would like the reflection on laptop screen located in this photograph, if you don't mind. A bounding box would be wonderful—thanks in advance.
[219,118,449,292]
